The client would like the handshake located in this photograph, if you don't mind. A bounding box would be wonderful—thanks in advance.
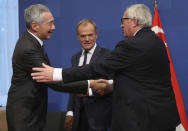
[84,79,113,96]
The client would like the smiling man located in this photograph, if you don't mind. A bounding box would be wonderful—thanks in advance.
[6,4,107,131]
[64,19,112,131]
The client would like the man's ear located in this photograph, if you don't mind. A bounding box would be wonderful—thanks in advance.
[95,30,98,38]
[132,17,138,27]
[31,22,39,32]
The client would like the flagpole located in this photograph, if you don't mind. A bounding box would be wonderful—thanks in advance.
[154,0,157,8]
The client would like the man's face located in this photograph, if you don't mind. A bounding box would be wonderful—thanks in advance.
[36,12,55,40]
[77,23,98,51]
[120,12,133,38]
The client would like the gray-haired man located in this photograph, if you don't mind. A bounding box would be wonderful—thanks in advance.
[6,4,107,131]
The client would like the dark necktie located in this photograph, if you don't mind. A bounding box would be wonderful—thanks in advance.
[82,50,88,65]
[41,45,50,64]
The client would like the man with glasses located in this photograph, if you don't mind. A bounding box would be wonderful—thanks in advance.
[32,4,180,131]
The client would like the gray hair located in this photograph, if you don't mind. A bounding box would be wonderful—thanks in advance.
[76,19,97,35]
[126,4,152,27]
[24,4,50,29]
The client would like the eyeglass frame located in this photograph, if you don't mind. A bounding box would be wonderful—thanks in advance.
[121,17,131,24]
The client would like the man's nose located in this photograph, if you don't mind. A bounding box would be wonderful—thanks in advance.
[85,36,89,41]
[52,23,55,30]
[120,23,124,28]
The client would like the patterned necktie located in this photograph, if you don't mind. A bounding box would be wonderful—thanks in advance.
[82,50,88,65]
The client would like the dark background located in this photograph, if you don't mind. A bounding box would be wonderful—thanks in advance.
[19,0,188,116]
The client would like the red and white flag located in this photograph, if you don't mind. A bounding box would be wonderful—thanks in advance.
[151,6,188,131]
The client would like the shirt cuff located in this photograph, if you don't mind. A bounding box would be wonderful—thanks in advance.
[88,80,93,96]
[108,79,114,90]
[66,111,73,116]
[53,68,63,81]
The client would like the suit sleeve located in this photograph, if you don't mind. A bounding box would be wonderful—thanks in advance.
[62,40,135,82]
[22,46,88,94]
[22,48,47,73]
[67,94,75,112]
[48,81,88,94]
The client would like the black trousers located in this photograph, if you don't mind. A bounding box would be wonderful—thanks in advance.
[77,106,108,131]
[77,107,89,131]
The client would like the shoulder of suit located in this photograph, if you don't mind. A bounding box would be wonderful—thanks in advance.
[115,39,137,49]
[16,31,41,50]
[101,47,111,52]
[97,47,111,56]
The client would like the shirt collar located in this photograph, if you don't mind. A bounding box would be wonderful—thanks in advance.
[27,30,43,46]
[81,43,97,55]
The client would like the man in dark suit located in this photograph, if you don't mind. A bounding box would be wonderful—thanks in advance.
[32,4,180,131]
[6,4,106,131]
[64,19,112,131]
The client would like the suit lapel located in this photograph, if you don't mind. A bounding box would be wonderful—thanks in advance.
[73,51,82,67]
[89,45,101,64]
[25,31,42,49]
[24,31,50,65]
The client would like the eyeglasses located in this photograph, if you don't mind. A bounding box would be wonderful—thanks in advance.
[121,17,131,24]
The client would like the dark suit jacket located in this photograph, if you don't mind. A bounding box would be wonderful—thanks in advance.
[62,27,180,131]
[6,31,88,131]
[67,45,112,130]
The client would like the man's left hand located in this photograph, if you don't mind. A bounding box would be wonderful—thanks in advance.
[31,63,54,82]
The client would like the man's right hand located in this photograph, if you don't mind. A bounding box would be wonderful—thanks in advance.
[90,79,112,95]
[64,115,74,131]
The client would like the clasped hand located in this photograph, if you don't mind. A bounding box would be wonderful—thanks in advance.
[90,79,112,96]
